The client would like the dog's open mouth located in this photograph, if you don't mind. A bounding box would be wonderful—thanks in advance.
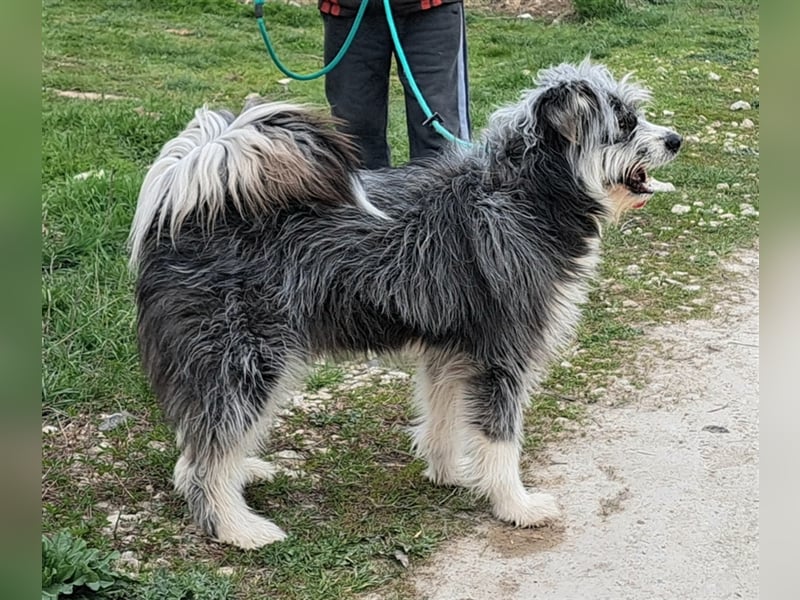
[623,167,675,209]
[625,167,653,198]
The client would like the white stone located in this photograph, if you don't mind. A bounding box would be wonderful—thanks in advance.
[625,264,641,275]
[740,204,758,217]
[275,450,304,462]
[708,72,721,81]
[118,551,140,573]
[730,100,751,111]
[740,118,754,129]
[74,169,107,181]
[671,204,691,215]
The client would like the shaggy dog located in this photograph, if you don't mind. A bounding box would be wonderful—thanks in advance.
[129,59,681,549]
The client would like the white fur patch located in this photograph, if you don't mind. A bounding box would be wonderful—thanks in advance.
[461,437,561,527]
[411,354,473,486]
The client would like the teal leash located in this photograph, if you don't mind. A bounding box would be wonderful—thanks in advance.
[254,0,369,80]
[254,0,473,147]
[382,0,472,147]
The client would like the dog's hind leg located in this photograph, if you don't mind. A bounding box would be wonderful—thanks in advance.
[170,352,299,549]
[410,351,471,486]
[173,414,287,549]
[460,364,561,527]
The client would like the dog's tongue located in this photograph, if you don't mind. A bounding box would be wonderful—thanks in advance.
[633,177,676,209]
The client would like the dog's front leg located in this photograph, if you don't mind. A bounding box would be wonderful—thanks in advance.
[460,365,561,527]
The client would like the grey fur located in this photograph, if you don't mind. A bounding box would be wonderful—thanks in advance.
[131,59,681,548]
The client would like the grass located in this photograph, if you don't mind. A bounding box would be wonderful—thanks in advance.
[41,0,758,598]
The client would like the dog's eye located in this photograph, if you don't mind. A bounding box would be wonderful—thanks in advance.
[617,112,637,132]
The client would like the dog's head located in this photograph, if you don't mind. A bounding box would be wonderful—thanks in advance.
[485,58,681,221]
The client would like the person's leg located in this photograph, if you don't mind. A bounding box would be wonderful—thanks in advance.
[394,3,471,162]
[323,11,393,168]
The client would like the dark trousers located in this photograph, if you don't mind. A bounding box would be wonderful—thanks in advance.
[323,3,471,169]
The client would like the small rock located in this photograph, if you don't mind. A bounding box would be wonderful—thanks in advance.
[716,183,730,191]
[147,440,167,452]
[671,204,691,215]
[662,109,675,117]
[217,567,236,577]
[729,100,751,111]
[42,425,58,435]
[118,551,140,573]
[386,370,410,380]
[517,12,533,19]
[621,299,640,309]
[394,549,410,568]
[73,169,107,181]
[751,67,759,76]
[733,87,742,93]
[133,106,161,120]
[274,450,304,462]
[624,264,641,275]
[702,425,730,434]
[740,118,754,129]
[98,412,132,431]
[708,72,721,81]
[739,203,758,217]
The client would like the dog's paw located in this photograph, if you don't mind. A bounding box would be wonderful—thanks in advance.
[423,464,463,487]
[492,491,562,527]
[214,513,287,550]
[242,457,279,484]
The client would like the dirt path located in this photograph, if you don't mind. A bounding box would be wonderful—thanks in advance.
[408,249,759,599]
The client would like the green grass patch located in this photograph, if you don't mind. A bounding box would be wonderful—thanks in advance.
[42,0,758,597]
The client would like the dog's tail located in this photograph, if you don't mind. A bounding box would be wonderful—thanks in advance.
[129,100,386,268]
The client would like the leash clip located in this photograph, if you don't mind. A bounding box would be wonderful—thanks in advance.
[421,112,443,128]
[254,0,264,19]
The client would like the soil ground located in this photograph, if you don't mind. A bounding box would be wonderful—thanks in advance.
[399,248,759,599]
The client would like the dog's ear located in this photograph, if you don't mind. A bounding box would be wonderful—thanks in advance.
[536,81,600,145]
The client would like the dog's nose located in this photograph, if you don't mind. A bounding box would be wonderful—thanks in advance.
[665,133,682,153]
